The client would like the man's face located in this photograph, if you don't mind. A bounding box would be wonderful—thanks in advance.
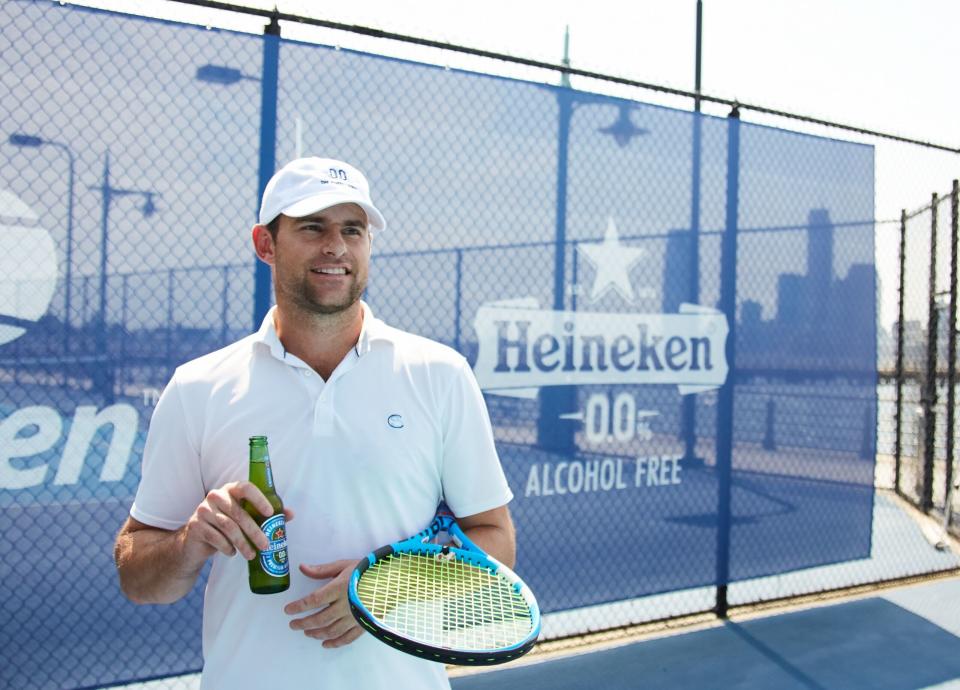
[266,203,371,316]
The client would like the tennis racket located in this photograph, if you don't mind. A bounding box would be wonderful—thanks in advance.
[347,508,540,666]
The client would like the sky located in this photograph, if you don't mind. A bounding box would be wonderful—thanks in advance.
[33,0,960,329]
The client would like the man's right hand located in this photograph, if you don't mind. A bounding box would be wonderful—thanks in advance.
[181,481,275,564]
[115,481,292,605]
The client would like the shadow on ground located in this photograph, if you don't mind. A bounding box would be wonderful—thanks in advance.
[452,596,960,689]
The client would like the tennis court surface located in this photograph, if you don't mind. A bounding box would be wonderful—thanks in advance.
[451,575,960,690]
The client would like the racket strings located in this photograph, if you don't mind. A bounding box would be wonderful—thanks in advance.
[356,552,533,651]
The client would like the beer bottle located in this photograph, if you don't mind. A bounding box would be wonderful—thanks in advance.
[245,435,290,594]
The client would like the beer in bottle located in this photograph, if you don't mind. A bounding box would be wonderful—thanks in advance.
[245,435,290,594]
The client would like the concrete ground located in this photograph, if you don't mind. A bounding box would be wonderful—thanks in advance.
[451,576,960,690]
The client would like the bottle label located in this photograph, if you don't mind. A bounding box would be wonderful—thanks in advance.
[258,514,289,578]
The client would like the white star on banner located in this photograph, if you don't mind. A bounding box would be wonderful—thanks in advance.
[577,217,645,302]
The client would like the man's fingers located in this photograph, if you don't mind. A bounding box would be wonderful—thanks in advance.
[284,560,355,615]
[320,626,364,648]
[226,481,274,520]
[201,496,266,553]
[284,584,332,615]
[190,520,236,557]
[293,607,360,643]
[299,559,356,580]
[288,604,343,632]
[210,512,260,559]
[283,558,364,648]
[186,484,271,557]
[207,485,270,551]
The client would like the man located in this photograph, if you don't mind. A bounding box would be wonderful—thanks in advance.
[114,157,515,689]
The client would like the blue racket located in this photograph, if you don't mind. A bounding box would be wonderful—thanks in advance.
[348,509,540,666]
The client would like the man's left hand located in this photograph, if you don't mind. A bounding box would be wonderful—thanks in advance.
[284,559,363,648]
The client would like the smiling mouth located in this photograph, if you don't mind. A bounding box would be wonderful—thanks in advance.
[311,267,349,275]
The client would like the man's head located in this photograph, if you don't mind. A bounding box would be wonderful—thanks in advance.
[253,157,386,317]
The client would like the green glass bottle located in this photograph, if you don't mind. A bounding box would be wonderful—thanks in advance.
[245,436,290,594]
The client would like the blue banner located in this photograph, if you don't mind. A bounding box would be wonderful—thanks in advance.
[1,2,875,687]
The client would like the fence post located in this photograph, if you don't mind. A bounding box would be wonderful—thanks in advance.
[762,399,776,450]
[454,248,463,353]
[946,181,959,509]
[252,12,281,331]
[860,404,874,460]
[894,209,907,496]
[921,193,939,512]
[714,104,740,619]
[682,98,705,466]
[166,269,175,374]
[537,86,576,452]
[120,274,128,390]
[221,265,230,344]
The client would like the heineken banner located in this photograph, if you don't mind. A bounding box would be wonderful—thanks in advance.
[0,2,876,688]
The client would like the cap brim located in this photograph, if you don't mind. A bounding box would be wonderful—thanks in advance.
[274,193,386,231]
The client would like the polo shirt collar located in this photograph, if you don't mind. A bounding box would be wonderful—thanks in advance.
[356,301,392,356]
[252,301,390,361]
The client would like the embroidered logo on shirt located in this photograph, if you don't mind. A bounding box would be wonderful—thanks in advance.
[387,414,404,429]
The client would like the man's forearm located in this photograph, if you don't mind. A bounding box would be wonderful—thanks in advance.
[114,523,208,605]
[462,523,516,568]
[458,505,517,569]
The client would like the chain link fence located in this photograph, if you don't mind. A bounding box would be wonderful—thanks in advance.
[890,188,959,529]
[1,2,959,688]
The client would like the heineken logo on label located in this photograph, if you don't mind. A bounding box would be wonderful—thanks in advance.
[259,514,289,578]
[472,299,729,395]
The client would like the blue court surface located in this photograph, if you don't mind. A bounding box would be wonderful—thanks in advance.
[451,576,960,690]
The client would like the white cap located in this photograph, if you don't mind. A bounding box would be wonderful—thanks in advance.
[258,157,386,230]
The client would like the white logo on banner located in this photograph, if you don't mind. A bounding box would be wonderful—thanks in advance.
[577,218,647,302]
[473,301,728,395]
[471,217,728,499]
[472,217,729,399]
[0,189,140,491]
[0,189,58,345]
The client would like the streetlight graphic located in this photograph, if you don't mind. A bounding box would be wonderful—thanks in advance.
[7,132,76,352]
[597,104,649,148]
[195,64,259,85]
[88,150,158,401]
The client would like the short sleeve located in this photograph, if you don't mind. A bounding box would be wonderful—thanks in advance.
[129,374,206,529]
[439,357,513,517]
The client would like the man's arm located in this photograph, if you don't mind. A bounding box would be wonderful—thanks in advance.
[114,481,275,604]
[457,504,516,568]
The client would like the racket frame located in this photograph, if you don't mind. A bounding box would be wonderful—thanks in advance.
[347,513,541,666]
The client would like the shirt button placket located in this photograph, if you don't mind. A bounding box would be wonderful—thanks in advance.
[313,381,334,437]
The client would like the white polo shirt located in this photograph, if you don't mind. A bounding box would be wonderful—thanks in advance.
[130,303,513,690]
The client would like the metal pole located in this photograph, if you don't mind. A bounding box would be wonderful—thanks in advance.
[893,209,907,496]
[537,33,576,452]
[454,248,463,353]
[97,152,112,340]
[682,0,705,465]
[945,181,959,510]
[922,193,939,512]
[96,152,113,402]
[561,25,571,89]
[694,0,703,113]
[120,274,128,389]
[54,143,76,355]
[714,104,740,618]
[252,12,281,330]
[167,268,175,373]
[537,88,576,451]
